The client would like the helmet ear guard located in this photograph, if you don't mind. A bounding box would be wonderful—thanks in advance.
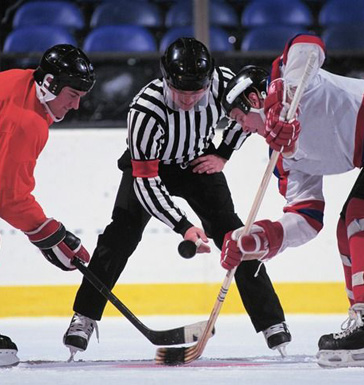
[33,44,95,101]
[34,73,57,103]
[222,65,269,115]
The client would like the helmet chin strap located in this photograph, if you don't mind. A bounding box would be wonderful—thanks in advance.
[42,100,64,123]
[35,75,64,122]
[250,107,266,122]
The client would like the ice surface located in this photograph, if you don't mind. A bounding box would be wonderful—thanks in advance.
[1,314,363,384]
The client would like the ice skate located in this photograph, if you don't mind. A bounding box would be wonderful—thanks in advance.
[263,322,291,357]
[0,334,19,367]
[63,313,99,361]
[317,303,364,368]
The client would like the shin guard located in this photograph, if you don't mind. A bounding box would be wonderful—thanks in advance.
[346,198,364,303]
[337,217,354,305]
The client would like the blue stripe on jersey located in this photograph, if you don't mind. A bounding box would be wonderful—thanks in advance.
[296,208,324,225]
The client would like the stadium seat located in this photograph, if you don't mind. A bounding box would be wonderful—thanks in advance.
[165,0,239,28]
[159,26,234,52]
[97,0,150,2]
[83,25,157,52]
[3,25,77,52]
[322,25,364,51]
[99,0,150,2]
[242,0,313,27]
[241,26,308,51]
[90,1,163,28]
[319,0,364,27]
[12,1,85,30]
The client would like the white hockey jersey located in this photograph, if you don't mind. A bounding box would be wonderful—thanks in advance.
[270,34,364,254]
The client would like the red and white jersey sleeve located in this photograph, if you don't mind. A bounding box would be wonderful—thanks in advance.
[269,34,364,254]
[275,157,325,253]
[0,69,52,232]
[279,35,325,88]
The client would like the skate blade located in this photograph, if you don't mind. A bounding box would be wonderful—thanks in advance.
[277,345,288,358]
[270,341,289,358]
[67,352,76,363]
[0,350,20,367]
[317,348,364,368]
[66,347,81,363]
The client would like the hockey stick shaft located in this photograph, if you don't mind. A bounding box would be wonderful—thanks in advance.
[235,51,318,238]
[155,51,318,364]
[195,50,318,358]
[73,258,209,346]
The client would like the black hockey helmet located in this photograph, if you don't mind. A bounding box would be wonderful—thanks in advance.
[160,37,214,91]
[222,65,269,115]
[33,44,95,97]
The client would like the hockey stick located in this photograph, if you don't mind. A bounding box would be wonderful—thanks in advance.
[73,258,213,346]
[155,51,318,365]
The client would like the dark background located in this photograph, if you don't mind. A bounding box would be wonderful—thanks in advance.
[1,0,364,128]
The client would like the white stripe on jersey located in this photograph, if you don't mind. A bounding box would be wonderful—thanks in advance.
[134,176,186,229]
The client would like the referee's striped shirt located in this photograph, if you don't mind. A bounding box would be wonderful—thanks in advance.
[127,66,250,233]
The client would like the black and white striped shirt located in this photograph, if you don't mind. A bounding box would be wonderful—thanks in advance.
[127,66,249,233]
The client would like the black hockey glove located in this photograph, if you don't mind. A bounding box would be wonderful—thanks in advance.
[25,218,90,271]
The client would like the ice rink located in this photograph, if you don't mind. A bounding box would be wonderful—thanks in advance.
[1,314,363,384]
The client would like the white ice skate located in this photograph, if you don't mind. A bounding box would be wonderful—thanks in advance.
[0,334,19,367]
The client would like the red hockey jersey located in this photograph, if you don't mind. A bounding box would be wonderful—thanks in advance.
[0,69,53,231]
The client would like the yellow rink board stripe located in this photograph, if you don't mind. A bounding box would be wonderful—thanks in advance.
[0,282,348,318]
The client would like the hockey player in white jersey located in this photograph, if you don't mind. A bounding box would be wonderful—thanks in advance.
[220,34,364,368]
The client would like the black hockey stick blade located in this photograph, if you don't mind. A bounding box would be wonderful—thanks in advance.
[73,258,214,345]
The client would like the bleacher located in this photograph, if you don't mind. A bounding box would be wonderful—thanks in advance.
[1,0,363,126]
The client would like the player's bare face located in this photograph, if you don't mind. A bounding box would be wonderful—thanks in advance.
[230,108,246,127]
[47,87,87,119]
[170,86,208,111]
[230,107,265,136]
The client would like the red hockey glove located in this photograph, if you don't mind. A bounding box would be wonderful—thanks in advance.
[220,230,243,270]
[238,220,284,261]
[25,218,90,271]
[265,108,301,153]
[264,79,300,154]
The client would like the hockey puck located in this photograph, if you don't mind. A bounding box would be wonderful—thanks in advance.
[178,240,197,259]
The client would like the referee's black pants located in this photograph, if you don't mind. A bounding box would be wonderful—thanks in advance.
[74,152,286,332]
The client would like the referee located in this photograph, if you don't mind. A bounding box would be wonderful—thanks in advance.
[64,38,290,357]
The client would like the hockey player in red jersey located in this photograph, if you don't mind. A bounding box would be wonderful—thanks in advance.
[221,34,364,368]
[0,44,95,366]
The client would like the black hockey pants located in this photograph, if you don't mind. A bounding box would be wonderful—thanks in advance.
[73,150,285,332]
